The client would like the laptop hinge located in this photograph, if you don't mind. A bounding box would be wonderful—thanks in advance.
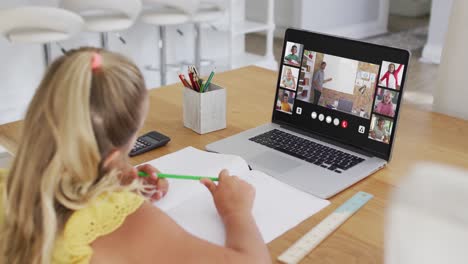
[279,124,374,157]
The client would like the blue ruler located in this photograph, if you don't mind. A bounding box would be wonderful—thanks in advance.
[278,191,374,264]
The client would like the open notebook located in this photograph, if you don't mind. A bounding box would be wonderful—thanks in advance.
[146,147,330,245]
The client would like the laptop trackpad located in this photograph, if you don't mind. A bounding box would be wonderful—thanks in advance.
[249,151,301,173]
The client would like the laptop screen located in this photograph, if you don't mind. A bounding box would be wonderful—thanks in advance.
[272,28,410,160]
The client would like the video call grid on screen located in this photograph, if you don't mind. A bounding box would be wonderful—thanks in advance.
[272,29,410,160]
[277,41,305,115]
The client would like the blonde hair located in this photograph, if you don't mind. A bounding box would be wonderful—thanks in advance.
[384,89,394,98]
[1,47,148,264]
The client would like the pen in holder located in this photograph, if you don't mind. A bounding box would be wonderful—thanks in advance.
[183,81,226,134]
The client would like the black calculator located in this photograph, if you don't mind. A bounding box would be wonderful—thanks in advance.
[129,131,171,157]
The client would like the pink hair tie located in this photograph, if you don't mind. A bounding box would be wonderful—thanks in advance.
[91,52,102,71]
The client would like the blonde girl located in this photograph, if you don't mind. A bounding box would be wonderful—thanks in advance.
[0,47,270,264]
[281,67,296,90]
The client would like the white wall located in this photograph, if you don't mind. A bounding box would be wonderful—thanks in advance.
[0,0,49,124]
[0,0,244,125]
[433,0,468,120]
[246,0,300,37]
[301,0,379,29]
[421,0,453,64]
[300,0,389,39]
[247,0,388,39]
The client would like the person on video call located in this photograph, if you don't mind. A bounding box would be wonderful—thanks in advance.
[281,68,296,90]
[284,45,300,66]
[374,90,395,117]
[370,118,389,143]
[312,61,333,105]
[280,92,292,112]
[379,63,403,90]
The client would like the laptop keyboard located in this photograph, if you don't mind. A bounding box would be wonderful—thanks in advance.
[249,129,365,173]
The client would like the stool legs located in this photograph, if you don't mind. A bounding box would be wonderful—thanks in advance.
[194,23,202,71]
[43,43,52,67]
[100,32,109,49]
[159,26,167,86]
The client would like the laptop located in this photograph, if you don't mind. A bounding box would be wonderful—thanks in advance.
[206,28,410,199]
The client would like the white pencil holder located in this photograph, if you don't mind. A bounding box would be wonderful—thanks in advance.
[183,83,227,134]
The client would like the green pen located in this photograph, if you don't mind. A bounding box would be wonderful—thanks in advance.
[138,171,219,181]
[201,69,215,93]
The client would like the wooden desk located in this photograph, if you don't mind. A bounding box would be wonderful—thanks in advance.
[1,66,468,263]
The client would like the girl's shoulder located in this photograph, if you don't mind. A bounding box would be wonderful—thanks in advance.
[53,191,145,263]
[66,191,145,234]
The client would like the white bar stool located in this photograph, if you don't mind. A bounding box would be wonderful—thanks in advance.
[0,6,84,67]
[60,0,142,50]
[192,1,225,71]
[140,0,192,86]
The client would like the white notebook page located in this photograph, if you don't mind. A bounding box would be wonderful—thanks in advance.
[148,147,249,211]
[145,147,330,245]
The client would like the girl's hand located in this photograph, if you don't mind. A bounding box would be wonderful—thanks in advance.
[200,169,255,221]
[134,164,169,202]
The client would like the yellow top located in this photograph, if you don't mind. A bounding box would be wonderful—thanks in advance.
[0,169,145,264]
[281,101,291,112]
